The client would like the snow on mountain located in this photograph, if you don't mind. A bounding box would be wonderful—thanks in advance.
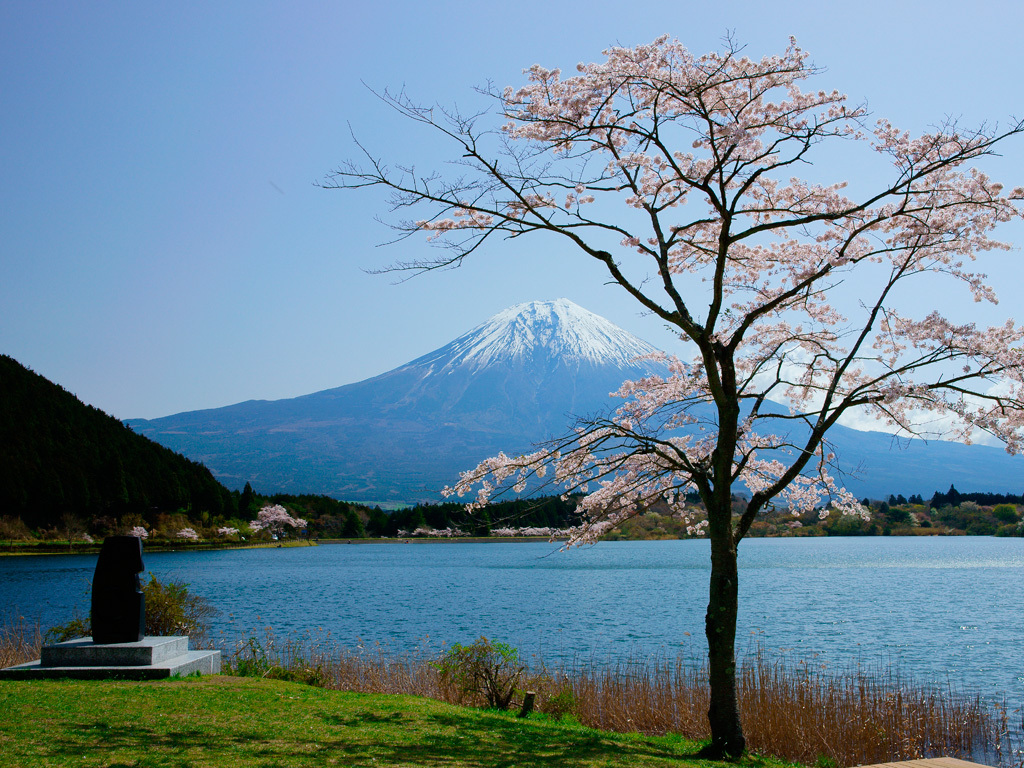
[409,298,660,372]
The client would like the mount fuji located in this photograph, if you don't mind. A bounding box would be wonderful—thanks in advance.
[128,299,1024,504]
[128,300,669,504]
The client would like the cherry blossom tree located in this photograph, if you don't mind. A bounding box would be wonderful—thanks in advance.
[249,504,308,538]
[328,37,1024,756]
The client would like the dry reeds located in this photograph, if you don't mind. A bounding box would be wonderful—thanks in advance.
[564,647,1002,765]
[0,613,43,669]
[223,631,448,699]
[736,651,994,764]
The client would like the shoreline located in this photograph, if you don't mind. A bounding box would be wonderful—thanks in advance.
[0,537,564,557]
[0,529,976,557]
[0,539,318,557]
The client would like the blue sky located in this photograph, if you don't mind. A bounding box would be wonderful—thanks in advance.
[3,1,1023,419]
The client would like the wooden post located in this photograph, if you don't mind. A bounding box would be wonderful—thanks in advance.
[518,691,536,718]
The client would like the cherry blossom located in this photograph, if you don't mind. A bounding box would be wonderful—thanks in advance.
[249,504,308,536]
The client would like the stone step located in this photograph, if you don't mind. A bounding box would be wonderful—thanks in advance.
[0,636,221,681]
[41,636,189,667]
[0,650,220,680]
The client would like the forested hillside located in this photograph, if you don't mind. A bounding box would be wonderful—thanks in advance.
[0,354,235,529]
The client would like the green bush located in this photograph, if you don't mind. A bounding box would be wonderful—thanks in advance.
[992,504,1020,524]
[44,614,91,644]
[539,685,577,720]
[434,637,525,710]
[142,574,216,646]
[995,523,1023,538]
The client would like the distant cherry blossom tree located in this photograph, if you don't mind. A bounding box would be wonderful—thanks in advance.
[176,528,199,541]
[249,504,308,538]
[331,36,1024,756]
[128,526,149,540]
[216,526,240,537]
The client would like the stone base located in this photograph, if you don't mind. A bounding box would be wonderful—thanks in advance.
[0,636,221,680]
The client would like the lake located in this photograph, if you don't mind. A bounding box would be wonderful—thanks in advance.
[3,536,1023,706]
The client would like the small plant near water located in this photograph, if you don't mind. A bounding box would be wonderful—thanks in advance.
[226,634,331,688]
[536,678,578,721]
[142,573,217,645]
[433,636,526,710]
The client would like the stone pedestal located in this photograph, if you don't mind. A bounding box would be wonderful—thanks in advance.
[0,636,220,680]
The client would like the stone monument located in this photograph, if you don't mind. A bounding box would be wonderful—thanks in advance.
[91,535,145,644]
[0,535,220,680]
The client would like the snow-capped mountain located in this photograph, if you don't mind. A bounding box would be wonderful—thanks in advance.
[128,300,669,504]
[128,298,1024,504]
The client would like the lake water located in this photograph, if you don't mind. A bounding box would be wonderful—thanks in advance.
[3,536,1023,706]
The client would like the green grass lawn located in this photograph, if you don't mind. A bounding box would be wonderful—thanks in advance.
[0,675,801,768]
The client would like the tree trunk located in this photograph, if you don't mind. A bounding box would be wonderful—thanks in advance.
[701,511,745,757]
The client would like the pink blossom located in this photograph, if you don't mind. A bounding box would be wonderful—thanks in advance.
[129,526,149,540]
[249,504,308,536]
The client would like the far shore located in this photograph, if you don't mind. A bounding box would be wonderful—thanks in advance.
[1,529,982,557]
[0,536,570,557]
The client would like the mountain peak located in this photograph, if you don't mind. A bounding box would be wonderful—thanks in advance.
[409,298,660,373]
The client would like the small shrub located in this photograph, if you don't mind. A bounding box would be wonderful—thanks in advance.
[143,574,216,646]
[44,613,90,644]
[993,504,1020,524]
[996,523,1021,537]
[0,516,32,541]
[433,637,524,710]
[540,686,577,720]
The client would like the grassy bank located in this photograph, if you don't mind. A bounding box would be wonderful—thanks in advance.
[0,676,796,768]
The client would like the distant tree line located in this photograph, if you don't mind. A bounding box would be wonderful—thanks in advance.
[256,493,584,539]
[927,485,1024,509]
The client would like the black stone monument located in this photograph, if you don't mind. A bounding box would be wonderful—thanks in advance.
[90,535,145,644]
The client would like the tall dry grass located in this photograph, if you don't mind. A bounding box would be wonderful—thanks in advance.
[566,649,1007,765]
[224,631,450,699]
[0,613,43,669]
